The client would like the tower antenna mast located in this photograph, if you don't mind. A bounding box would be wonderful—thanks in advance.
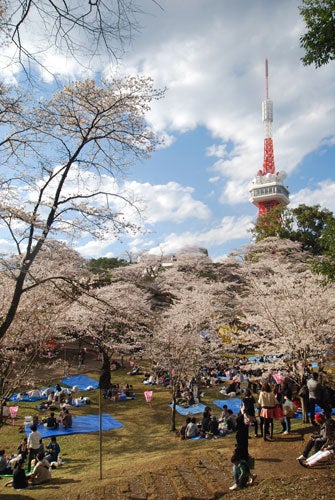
[249,59,289,218]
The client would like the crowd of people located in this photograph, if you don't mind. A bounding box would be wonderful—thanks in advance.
[0,400,71,490]
[1,429,62,489]
[172,361,335,491]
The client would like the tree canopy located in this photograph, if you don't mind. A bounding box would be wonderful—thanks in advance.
[251,204,335,254]
[299,0,335,67]
[0,76,164,341]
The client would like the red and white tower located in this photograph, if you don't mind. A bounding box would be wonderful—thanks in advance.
[249,59,289,218]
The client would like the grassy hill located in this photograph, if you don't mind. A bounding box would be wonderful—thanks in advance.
[1,363,334,499]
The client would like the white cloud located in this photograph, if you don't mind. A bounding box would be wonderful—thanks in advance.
[74,239,116,258]
[148,215,252,255]
[0,238,17,256]
[291,180,335,213]
[1,0,334,261]
[124,180,211,223]
[119,0,335,206]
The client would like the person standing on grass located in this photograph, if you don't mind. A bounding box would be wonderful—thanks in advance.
[27,425,42,471]
[307,372,323,425]
[242,388,258,437]
[258,383,277,441]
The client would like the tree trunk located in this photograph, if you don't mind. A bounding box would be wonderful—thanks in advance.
[170,396,177,432]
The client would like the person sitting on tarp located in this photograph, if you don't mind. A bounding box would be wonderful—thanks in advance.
[46,412,59,430]
[46,391,55,407]
[61,408,72,428]
[185,417,199,439]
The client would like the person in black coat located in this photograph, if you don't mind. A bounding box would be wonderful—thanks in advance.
[235,413,249,461]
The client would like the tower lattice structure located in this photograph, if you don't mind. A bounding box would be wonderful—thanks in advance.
[249,59,289,218]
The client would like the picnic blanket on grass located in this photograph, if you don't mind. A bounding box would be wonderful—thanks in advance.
[169,403,207,416]
[25,414,123,438]
[293,404,335,418]
[213,398,242,414]
[61,375,99,390]
[9,392,47,402]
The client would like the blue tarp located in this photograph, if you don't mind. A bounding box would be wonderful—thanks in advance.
[294,404,335,418]
[25,414,123,438]
[213,398,242,414]
[61,375,99,390]
[169,403,207,416]
[9,393,47,402]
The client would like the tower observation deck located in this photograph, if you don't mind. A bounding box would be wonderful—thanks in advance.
[249,59,289,218]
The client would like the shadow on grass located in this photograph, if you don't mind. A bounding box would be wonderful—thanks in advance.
[32,478,81,489]
[255,457,281,463]
[275,435,304,443]
[0,495,36,499]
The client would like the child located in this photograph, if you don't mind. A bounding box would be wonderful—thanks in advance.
[229,452,256,491]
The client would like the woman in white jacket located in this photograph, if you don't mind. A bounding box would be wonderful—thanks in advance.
[258,383,278,441]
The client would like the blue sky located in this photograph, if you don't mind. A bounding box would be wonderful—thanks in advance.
[1,0,334,261]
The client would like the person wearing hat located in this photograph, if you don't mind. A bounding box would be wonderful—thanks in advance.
[297,414,333,463]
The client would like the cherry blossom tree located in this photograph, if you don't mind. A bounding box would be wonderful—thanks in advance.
[136,252,242,431]
[0,76,163,343]
[59,274,155,385]
[0,241,91,418]
[236,238,335,376]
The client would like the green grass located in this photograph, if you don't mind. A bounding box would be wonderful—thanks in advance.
[2,368,329,499]
[0,369,229,498]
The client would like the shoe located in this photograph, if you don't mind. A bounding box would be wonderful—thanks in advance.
[248,473,257,485]
[229,484,240,491]
[254,434,259,438]
[283,430,289,435]
[296,455,305,461]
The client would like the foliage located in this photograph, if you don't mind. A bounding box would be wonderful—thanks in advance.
[299,0,335,67]
[250,205,293,242]
[88,257,129,274]
[314,217,335,282]
[251,202,335,285]
[290,204,334,255]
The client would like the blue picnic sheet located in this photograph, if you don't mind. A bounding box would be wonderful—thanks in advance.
[25,413,123,438]
[293,404,335,418]
[9,392,47,402]
[61,375,99,390]
[213,398,242,414]
[169,403,207,416]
